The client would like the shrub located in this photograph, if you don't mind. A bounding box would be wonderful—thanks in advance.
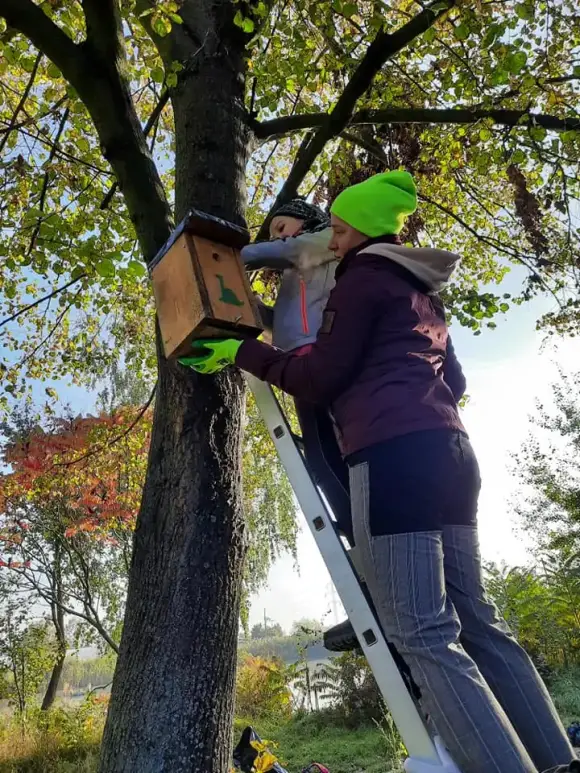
[0,698,105,772]
[311,652,384,727]
[235,655,292,721]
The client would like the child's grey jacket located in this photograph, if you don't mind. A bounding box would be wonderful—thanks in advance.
[241,227,337,352]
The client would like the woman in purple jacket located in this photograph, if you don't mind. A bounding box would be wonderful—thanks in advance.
[185,172,574,773]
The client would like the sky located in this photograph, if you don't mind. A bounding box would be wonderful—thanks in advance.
[248,273,580,632]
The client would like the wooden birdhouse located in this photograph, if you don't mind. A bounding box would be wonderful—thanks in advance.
[149,209,263,359]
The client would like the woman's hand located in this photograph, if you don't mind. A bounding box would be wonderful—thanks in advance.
[179,339,242,374]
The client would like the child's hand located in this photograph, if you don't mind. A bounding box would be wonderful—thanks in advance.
[179,339,242,374]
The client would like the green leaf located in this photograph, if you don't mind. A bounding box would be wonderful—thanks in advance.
[77,137,90,153]
[47,62,61,78]
[482,23,502,48]
[151,66,165,84]
[508,51,527,74]
[151,13,172,37]
[20,56,36,73]
[342,3,358,17]
[529,125,547,142]
[479,128,492,141]
[96,259,116,278]
[454,23,469,41]
[234,10,255,34]
[242,17,255,34]
[561,130,579,145]
[126,261,147,278]
[430,1,450,11]
[515,3,533,20]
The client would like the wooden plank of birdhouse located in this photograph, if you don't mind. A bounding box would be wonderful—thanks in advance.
[150,232,205,358]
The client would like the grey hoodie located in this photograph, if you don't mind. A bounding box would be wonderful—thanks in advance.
[357,242,459,292]
[241,227,337,352]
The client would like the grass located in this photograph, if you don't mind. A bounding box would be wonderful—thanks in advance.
[549,667,580,726]
[237,712,402,773]
[0,744,99,773]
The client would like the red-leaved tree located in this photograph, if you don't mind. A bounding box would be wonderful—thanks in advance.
[0,408,150,708]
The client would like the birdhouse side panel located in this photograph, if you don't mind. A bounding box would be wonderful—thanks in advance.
[150,234,207,358]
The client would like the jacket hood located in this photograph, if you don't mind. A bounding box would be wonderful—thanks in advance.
[358,242,460,292]
[296,227,337,273]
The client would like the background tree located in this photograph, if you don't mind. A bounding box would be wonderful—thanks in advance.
[0,1,578,770]
[290,618,324,639]
[0,594,56,715]
[513,367,580,553]
[251,620,285,640]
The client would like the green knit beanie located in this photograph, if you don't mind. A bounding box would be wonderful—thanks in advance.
[330,170,417,237]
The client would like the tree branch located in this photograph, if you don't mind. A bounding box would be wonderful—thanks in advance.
[255,106,580,141]
[1,0,173,263]
[340,130,389,164]
[0,275,85,329]
[0,0,86,89]
[27,106,70,255]
[9,563,120,653]
[86,681,113,698]
[545,73,580,85]
[419,192,562,304]
[256,0,456,236]
[0,50,42,155]
[0,95,68,137]
[81,0,123,60]
[99,88,170,210]
[17,295,79,370]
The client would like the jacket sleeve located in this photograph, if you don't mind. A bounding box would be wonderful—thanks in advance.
[240,229,331,271]
[443,336,466,402]
[236,272,378,403]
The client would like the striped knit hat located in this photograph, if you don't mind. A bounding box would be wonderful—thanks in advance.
[272,198,330,232]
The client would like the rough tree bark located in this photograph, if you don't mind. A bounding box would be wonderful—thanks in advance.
[98,3,252,771]
[0,2,250,770]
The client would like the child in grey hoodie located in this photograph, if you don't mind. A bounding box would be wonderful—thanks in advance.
[241,199,354,545]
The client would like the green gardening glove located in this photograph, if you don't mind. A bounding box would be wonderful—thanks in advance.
[179,339,243,375]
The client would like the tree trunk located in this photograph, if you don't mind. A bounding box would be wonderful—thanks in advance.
[42,552,66,711]
[42,648,66,711]
[99,7,251,772]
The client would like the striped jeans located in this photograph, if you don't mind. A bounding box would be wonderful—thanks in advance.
[349,461,573,773]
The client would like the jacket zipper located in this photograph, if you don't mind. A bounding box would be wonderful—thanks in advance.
[300,278,309,335]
